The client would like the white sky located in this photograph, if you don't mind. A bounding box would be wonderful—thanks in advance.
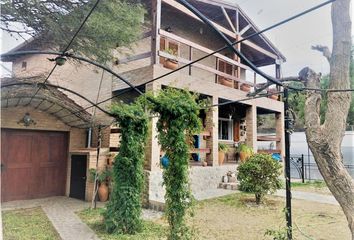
[1,0,353,77]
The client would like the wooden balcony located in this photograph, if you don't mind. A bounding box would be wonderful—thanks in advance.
[158,29,256,92]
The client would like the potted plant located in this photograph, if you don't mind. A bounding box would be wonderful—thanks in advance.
[218,142,229,165]
[219,77,233,88]
[240,83,251,92]
[89,168,112,202]
[268,88,279,100]
[163,48,178,70]
[237,143,253,162]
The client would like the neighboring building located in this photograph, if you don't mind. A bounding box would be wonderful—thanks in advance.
[1,0,285,206]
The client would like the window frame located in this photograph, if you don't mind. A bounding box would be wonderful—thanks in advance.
[218,117,234,142]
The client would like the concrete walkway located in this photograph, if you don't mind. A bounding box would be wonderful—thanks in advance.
[2,197,163,240]
[275,189,339,205]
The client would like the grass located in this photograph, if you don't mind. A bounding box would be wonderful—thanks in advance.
[290,180,332,195]
[2,207,60,240]
[79,192,350,240]
[77,208,167,240]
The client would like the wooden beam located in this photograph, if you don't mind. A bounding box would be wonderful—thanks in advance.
[151,0,161,64]
[162,0,277,59]
[117,52,151,64]
[221,6,237,34]
[239,24,251,35]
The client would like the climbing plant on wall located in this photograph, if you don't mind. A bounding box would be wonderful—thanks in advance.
[148,88,202,240]
[103,100,148,234]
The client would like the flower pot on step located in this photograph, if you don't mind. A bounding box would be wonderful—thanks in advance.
[218,151,225,165]
[98,183,109,202]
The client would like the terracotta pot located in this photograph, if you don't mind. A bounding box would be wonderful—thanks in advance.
[219,77,233,87]
[239,151,251,163]
[98,183,109,202]
[240,84,251,92]
[202,161,208,167]
[163,59,178,70]
[218,151,225,165]
[269,94,278,100]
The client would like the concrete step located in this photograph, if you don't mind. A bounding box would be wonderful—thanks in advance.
[218,182,239,190]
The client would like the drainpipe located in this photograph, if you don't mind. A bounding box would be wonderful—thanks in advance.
[87,127,92,148]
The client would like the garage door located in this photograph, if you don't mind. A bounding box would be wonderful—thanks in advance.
[1,129,68,202]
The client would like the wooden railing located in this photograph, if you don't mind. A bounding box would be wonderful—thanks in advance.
[158,29,256,91]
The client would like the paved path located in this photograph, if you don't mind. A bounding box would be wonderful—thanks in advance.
[2,197,163,240]
[275,189,339,205]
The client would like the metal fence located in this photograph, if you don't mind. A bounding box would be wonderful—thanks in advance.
[290,154,354,181]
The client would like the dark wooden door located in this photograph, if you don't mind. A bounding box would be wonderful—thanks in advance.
[1,129,68,202]
[69,155,87,200]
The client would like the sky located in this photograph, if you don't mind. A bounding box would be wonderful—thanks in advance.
[1,0,353,78]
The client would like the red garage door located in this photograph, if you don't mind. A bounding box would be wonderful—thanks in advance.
[1,129,68,202]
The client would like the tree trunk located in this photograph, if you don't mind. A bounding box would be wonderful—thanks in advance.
[302,0,354,238]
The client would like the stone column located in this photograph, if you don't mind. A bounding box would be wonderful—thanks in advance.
[276,112,285,158]
[246,104,257,152]
[205,96,219,166]
[145,82,161,171]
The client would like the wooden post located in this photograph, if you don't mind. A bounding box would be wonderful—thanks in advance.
[151,0,161,64]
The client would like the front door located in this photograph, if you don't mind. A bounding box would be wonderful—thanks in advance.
[69,155,87,200]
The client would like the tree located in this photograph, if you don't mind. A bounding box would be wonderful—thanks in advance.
[299,0,354,238]
[0,0,145,63]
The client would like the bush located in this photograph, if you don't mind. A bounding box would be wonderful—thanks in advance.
[218,143,229,152]
[237,153,282,204]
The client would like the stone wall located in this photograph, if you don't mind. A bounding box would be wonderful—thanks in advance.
[145,164,237,208]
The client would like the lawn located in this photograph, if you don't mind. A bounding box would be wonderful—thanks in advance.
[291,180,332,195]
[78,192,350,240]
[77,208,167,240]
[2,207,60,240]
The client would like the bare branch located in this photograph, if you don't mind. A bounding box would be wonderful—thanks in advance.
[311,45,331,62]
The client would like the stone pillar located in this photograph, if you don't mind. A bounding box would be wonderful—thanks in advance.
[276,112,285,158]
[205,96,219,166]
[246,104,257,152]
[145,82,161,171]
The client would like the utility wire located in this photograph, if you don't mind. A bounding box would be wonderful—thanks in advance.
[61,0,336,115]
[27,0,101,106]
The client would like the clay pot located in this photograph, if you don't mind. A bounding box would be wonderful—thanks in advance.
[269,94,278,100]
[240,84,251,92]
[98,183,109,202]
[218,151,225,165]
[163,59,178,70]
[239,151,251,163]
[202,161,208,167]
[219,77,233,87]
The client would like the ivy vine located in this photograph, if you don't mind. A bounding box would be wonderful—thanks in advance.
[103,100,148,234]
[148,88,202,240]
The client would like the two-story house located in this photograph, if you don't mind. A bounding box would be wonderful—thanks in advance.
[1,0,285,207]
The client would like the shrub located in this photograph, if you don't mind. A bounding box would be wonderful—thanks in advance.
[237,153,282,204]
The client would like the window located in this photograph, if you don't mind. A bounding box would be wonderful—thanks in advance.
[21,61,27,71]
[218,118,233,141]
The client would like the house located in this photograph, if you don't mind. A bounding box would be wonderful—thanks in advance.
[1,0,285,207]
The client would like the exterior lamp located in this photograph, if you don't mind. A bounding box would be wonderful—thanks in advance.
[18,113,36,127]
[55,56,67,66]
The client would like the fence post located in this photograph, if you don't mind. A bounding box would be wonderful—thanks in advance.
[301,154,305,183]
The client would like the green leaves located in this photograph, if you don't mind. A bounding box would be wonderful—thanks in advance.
[149,88,202,240]
[104,101,148,234]
[237,154,282,204]
[1,0,145,64]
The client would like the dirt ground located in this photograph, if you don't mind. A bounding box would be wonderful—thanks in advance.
[182,193,350,240]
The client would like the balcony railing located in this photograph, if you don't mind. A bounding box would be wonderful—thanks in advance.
[158,29,257,92]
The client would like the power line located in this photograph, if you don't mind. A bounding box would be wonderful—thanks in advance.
[27,0,101,106]
[66,0,335,113]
